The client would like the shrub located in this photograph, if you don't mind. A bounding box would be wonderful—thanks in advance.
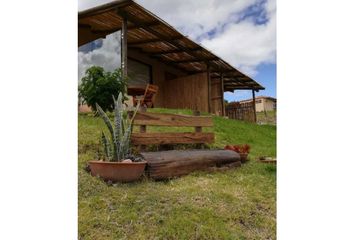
[78,66,127,112]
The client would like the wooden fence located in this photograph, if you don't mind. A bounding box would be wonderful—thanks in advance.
[225,102,255,123]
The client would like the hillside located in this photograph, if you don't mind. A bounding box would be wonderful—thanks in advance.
[78,108,276,239]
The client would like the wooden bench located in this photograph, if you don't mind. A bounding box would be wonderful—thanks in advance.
[131,110,214,148]
[131,111,241,180]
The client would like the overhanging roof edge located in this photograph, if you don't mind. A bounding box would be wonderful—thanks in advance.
[78,0,265,91]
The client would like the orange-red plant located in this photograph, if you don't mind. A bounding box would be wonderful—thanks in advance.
[224,144,250,154]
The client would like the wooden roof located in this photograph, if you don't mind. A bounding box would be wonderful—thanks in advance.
[78,0,265,91]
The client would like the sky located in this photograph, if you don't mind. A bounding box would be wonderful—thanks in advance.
[78,0,276,102]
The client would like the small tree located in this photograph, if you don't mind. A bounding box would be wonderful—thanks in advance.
[78,66,127,112]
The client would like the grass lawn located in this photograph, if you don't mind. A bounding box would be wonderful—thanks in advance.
[79,108,276,240]
[256,111,277,125]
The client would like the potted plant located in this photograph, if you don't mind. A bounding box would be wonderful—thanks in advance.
[224,144,251,163]
[88,93,146,183]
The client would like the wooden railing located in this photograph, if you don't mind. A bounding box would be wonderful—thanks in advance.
[225,102,255,123]
[131,111,214,150]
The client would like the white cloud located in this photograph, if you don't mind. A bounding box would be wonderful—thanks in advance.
[78,0,276,77]
[78,32,121,82]
[201,14,276,76]
[135,0,258,40]
[78,0,112,12]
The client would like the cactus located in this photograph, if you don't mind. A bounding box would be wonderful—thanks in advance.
[96,92,140,162]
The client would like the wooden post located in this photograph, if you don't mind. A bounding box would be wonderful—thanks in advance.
[220,72,225,116]
[121,16,128,80]
[139,106,147,152]
[194,110,202,149]
[207,64,211,113]
[194,110,202,133]
[252,89,257,123]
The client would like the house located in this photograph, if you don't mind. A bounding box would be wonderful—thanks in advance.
[78,0,265,115]
[238,96,276,112]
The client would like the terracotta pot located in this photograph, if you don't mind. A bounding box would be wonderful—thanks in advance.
[89,160,147,183]
[239,153,249,163]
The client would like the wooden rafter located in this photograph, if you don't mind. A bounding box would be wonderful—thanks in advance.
[164,57,218,64]
[128,38,167,46]
[147,47,202,56]
[116,9,226,72]
[149,55,191,74]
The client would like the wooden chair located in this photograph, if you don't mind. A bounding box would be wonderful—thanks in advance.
[133,84,159,108]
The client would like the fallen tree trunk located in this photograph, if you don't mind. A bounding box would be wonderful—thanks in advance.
[141,150,240,180]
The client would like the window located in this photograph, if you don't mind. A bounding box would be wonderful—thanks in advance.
[127,58,152,86]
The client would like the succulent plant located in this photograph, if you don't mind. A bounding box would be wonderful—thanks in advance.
[96,92,140,162]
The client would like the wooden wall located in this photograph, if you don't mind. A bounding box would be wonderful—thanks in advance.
[211,79,223,115]
[163,73,209,112]
[128,49,221,114]
[128,49,186,107]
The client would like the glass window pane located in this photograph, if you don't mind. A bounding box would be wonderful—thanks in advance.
[127,59,151,86]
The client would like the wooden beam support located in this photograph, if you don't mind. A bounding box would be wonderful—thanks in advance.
[220,72,225,116]
[225,87,264,91]
[190,69,241,75]
[149,55,191,74]
[207,64,211,113]
[128,38,167,46]
[147,47,202,56]
[224,84,260,89]
[211,75,246,79]
[121,15,128,79]
[89,22,160,35]
[252,89,257,123]
[128,21,160,30]
[164,57,218,64]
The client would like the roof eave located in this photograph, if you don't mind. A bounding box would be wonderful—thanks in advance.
[79,0,133,19]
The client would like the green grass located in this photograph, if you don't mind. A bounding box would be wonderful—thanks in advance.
[256,111,277,125]
[79,108,276,239]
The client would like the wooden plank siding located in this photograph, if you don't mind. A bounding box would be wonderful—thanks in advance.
[211,79,222,115]
[131,132,214,145]
[133,112,213,127]
[131,111,214,148]
[163,73,209,112]
[128,49,220,114]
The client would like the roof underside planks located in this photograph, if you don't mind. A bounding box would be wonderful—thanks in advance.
[78,0,265,91]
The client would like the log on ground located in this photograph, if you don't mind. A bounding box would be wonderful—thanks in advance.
[141,150,240,180]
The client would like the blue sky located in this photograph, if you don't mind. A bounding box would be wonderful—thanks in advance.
[79,0,276,102]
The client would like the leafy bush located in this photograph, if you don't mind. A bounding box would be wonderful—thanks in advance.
[78,66,127,112]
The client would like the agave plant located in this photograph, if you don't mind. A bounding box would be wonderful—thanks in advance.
[96,93,140,162]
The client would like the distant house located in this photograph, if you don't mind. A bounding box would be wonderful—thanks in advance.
[239,96,276,112]
[78,103,92,113]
